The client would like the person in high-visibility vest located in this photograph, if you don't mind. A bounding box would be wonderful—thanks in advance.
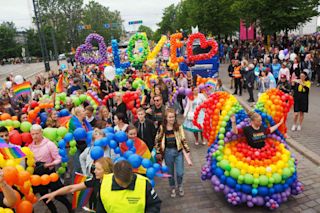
[98,160,161,213]
[233,60,243,96]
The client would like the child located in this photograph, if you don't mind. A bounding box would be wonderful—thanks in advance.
[257,70,270,97]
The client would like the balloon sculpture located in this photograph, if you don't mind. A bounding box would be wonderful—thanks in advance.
[195,89,303,210]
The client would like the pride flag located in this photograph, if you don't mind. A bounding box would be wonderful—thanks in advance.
[55,74,64,93]
[72,173,93,209]
[0,143,26,160]
[12,82,31,97]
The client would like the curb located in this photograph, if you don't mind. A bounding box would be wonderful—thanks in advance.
[222,85,320,166]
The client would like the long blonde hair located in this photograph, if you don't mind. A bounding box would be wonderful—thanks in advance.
[95,157,113,174]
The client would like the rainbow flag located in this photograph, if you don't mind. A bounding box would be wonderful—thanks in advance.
[0,143,26,160]
[55,74,64,93]
[87,91,101,106]
[72,173,93,209]
[206,78,217,88]
[12,82,31,97]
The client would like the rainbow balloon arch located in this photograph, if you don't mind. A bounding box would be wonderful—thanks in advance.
[194,89,303,210]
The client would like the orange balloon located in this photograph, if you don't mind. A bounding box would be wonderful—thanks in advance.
[30,175,41,186]
[34,107,40,113]
[50,173,59,182]
[3,166,18,186]
[20,183,30,195]
[25,192,35,202]
[19,170,31,182]
[41,174,51,185]
[16,200,33,213]
[0,113,11,121]
[11,116,18,121]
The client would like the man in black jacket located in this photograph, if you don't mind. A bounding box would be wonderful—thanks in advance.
[134,108,156,151]
[245,64,256,102]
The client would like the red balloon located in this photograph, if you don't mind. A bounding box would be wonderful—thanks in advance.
[21,133,33,145]
[9,130,22,146]
[30,101,39,109]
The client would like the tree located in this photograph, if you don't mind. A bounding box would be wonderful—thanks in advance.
[138,25,154,40]
[0,22,20,59]
[157,4,178,35]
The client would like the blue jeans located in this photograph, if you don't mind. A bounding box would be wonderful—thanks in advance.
[164,148,184,188]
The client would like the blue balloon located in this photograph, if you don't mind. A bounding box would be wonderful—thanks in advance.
[59,149,67,157]
[90,146,104,160]
[215,167,224,177]
[58,140,66,149]
[141,159,152,169]
[114,131,128,143]
[73,128,87,141]
[104,127,115,134]
[146,167,156,179]
[59,109,70,117]
[241,184,252,194]
[64,133,73,142]
[269,188,275,195]
[235,184,241,191]
[150,179,155,188]
[94,139,103,147]
[138,47,143,52]
[126,139,134,149]
[101,137,109,147]
[86,131,93,145]
[40,112,47,123]
[226,177,236,188]
[62,157,69,163]
[130,147,136,153]
[128,154,142,168]
[60,64,67,70]
[123,150,134,159]
[105,133,114,142]
[252,188,258,195]
[114,147,121,154]
[161,165,168,173]
[114,157,126,163]
[258,186,269,196]
[109,140,118,149]
[153,163,161,172]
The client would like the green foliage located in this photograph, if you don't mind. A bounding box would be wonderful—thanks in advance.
[138,25,154,40]
[0,22,21,59]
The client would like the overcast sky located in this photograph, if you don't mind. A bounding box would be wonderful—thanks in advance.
[0,0,180,31]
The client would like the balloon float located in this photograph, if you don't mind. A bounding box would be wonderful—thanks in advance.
[127,33,150,67]
[75,33,107,65]
[167,33,184,70]
[111,39,131,70]
[195,90,303,210]
[187,33,218,62]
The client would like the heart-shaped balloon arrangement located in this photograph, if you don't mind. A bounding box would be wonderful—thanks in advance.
[187,32,218,62]
[75,33,107,65]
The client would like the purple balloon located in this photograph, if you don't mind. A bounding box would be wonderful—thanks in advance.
[178,87,185,95]
[247,201,254,207]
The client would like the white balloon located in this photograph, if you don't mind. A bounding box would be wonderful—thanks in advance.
[290,53,297,61]
[279,53,285,61]
[104,66,115,81]
[14,75,24,84]
[5,81,12,89]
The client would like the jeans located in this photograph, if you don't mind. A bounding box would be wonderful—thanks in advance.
[164,148,184,188]
[234,78,242,95]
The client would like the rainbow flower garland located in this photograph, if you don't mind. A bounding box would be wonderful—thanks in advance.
[196,90,303,210]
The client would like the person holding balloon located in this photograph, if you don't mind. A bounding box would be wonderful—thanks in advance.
[29,124,72,213]
[231,112,284,149]
[40,157,114,212]
[155,108,191,198]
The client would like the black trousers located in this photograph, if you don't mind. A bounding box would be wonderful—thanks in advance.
[177,94,185,114]
[247,85,254,101]
[33,180,72,213]
[234,78,242,95]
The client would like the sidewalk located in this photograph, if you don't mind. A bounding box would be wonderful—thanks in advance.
[219,63,320,165]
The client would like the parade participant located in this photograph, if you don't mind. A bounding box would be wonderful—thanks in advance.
[114,92,128,123]
[186,71,193,88]
[233,60,242,96]
[29,124,72,213]
[155,108,191,198]
[80,129,117,177]
[177,72,188,114]
[291,71,311,131]
[98,105,112,125]
[183,87,206,145]
[40,157,113,211]
[257,70,270,97]
[277,74,291,94]
[146,95,166,130]
[228,59,235,89]
[214,78,224,92]
[67,78,83,95]
[245,64,256,103]
[85,105,97,127]
[134,108,156,151]
[98,160,161,213]
[0,169,17,208]
[45,110,59,128]
[279,62,291,82]
[271,58,281,82]
[231,112,284,149]
[114,112,129,132]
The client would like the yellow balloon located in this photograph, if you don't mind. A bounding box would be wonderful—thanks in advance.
[6,159,16,167]
[16,164,24,172]
[26,166,34,174]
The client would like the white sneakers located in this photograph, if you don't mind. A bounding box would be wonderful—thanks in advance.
[291,125,301,131]
[170,189,176,198]
[170,187,184,198]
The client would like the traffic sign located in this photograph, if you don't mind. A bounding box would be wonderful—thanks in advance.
[128,20,143,25]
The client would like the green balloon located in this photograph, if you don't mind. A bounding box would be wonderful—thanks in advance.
[0,121,3,126]
[5,120,13,127]
[219,159,229,170]
[238,175,244,182]
[79,94,87,102]
[225,165,231,172]
[12,120,20,128]
[90,100,95,106]
[57,127,68,137]
[20,121,32,133]
[218,134,224,140]
[43,127,58,142]
[218,140,224,145]
[219,128,226,134]
[272,173,282,184]
[259,175,268,186]
[61,162,68,167]
[132,81,140,89]
[73,98,81,106]
[282,168,291,179]
[216,156,223,161]
[57,167,66,174]
[55,105,60,110]
[60,92,67,101]
[244,174,254,185]
[253,178,259,185]
[69,140,77,147]
[230,168,240,179]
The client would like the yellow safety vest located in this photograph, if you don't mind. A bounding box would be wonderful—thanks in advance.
[100,174,147,213]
